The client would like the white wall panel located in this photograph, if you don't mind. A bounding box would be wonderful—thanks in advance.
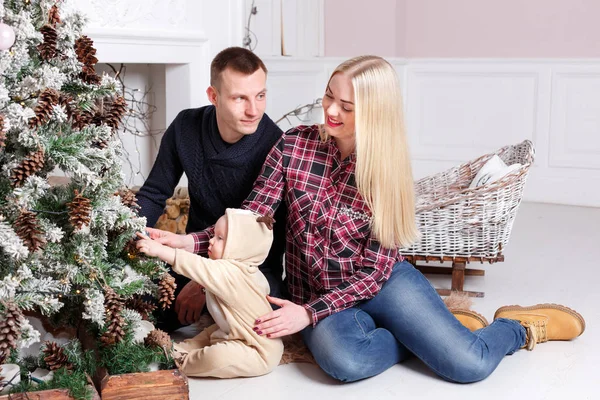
[263,58,333,131]
[405,65,543,163]
[550,68,600,170]
[244,0,324,57]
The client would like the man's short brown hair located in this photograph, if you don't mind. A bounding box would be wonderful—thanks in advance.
[210,47,268,88]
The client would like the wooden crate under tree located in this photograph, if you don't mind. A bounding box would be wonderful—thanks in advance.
[0,388,100,400]
[100,369,188,400]
[0,376,100,400]
[76,318,189,400]
[9,317,192,400]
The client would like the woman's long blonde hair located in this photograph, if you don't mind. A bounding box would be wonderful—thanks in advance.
[322,56,419,248]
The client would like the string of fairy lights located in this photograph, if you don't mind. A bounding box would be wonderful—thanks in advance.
[104,63,163,187]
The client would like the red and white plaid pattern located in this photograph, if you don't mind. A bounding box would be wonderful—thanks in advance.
[192,125,402,325]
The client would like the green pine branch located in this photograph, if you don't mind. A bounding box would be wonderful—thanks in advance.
[9,368,94,400]
[99,341,174,375]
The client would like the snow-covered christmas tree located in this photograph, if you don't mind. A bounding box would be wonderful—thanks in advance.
[0,0,176,397]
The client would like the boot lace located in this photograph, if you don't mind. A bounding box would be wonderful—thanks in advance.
[524,320,548,350]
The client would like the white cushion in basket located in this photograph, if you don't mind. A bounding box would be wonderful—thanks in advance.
[469,154,522,189]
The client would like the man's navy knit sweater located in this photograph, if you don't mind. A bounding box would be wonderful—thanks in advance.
[136,106,286,288]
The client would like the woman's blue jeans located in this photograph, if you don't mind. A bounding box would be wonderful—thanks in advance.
[301,261,526,383]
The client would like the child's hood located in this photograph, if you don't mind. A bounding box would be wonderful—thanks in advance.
[222,208,274,266]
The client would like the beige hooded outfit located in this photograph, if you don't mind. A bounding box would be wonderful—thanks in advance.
[171,209,283,378]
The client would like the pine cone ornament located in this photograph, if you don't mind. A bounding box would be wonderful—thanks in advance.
[158,274,176,310]
[67,190,92,230]
[72,108,94,130]
[64,95,97,130]
[10,148,45,188]
[0,302,23,364]
[14,209,46,252]
[81,70,101,85]
[144,329,172,350]
[92,139,108,150]
[116,188,139,210]
[74,36,97,65]
[100,287,125,346]
[126,297,157,320]
[84,96,128,131]
[105,96,127,131]
[79,97,109,130]
[29,88,60,128]
[58,94,76,122]
[125,238,140,260]
[0,114,6,149]
[74,36,101,85]
[42,341,73,371]
[48,4,61,26]
[88,98,107,127]
[37,24,58,61]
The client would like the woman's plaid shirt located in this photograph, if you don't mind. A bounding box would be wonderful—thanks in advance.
[191,125,402,325]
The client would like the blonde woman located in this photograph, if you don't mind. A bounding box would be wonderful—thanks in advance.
[148,56,584,382]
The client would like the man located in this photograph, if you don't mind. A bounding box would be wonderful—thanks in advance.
[136,47,286,331]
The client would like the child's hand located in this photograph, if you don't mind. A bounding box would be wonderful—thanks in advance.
[135,232,176,264]
[135,232,165,258]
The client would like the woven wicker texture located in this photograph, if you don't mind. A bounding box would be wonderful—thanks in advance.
[400,140,535,259]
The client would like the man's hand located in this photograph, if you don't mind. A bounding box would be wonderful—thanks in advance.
[175,281,206,325]
[253,296,312,338]
[145,227,195,252]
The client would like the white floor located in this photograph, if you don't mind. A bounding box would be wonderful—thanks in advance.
[177,202,600,400]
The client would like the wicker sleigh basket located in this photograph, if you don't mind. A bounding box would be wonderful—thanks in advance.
[401,140,535,296]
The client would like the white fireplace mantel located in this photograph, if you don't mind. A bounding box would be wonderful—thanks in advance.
[87,28,209,124]
[69,0,245,123]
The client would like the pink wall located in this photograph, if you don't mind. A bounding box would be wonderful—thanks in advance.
[324,0,401,57]
[325,0,600,58]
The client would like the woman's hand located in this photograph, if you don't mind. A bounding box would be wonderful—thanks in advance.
[253,296,312,338]
[145,227,195,252]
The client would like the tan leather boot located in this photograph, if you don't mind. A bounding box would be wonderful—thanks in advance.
[451,309,489,331]
[494,303,585,350]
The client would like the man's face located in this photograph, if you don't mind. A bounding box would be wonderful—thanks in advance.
[208,67,267,143]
